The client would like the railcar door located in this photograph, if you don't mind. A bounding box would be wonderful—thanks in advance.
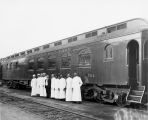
[127,40,139,85]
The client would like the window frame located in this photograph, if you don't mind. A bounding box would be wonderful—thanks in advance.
[48,55,56,69]
[10,63,14,70]
[104,44,113,62]
[143,39,148,59]
[78,48,91,68]
[61,53,71,68]
[28,59,35,70]
[37,57,44,69]
[6,64,9,70]
[15,62,18,69]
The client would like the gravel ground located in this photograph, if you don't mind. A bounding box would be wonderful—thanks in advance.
[0,102,43,120]
[0,86,148,120]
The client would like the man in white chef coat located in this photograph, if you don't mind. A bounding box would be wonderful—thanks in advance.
[65,74,73,101]
[59,74,66,101]
[36,74,40,96]
[72,73,83,103]
[54,74,59,100]
[31,74,37,96]
[39,73,46,97]
[51,74,56,98]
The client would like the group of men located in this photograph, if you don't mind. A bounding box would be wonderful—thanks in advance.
[30,72,83,103]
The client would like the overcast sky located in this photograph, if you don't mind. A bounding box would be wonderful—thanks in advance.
[0,0,148,58]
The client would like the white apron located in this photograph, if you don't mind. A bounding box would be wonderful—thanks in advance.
[40,77,47,97]
[72,76,83,101]
[36,77,40,95]
[54,78,59,99]
[51,77,56,98]
[59,78,66,99]
[31,78,37,96]
[66,77,73,101]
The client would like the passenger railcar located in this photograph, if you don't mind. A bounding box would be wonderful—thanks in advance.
[0,18,148,106]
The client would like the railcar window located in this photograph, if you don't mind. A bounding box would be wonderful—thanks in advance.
[61,53,71,68]
[6,64,9,70]
[15,62,18,69]
[78,48,91,67]
[105,44,113,60]
[28,59,34,70]
[79,54,91,67]
[144,39,148,59]
[48,58,56,69]
[10,63,14,70]
[38,58,44,69]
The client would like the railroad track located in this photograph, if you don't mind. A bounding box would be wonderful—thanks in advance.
[0,92,100,120]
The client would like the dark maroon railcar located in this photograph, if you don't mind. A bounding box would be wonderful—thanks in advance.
[0,18,148,106]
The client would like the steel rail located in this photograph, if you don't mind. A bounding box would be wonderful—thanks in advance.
[0,92,101,120]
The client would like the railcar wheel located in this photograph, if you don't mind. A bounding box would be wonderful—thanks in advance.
[9,82,13,88]
[94,91,103,103]
[6,81,9,86]
[116,93,127,107]
[13,83,17,89]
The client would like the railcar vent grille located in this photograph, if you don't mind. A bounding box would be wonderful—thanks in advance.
[92,31,97,36]
[34,47,39,51]
[117,23,127,30]
[68,38,72,43]
[43,45,49,49]
[68,37,77,43]
[27,50,32,54]
[54,41,62,46]
[107,26,116,33]
[107,23,127,33]
[21,52,25,55]
[85,31,98,38]
[15,54,19,57]
[73,37,77,41]
[85,33,91,38]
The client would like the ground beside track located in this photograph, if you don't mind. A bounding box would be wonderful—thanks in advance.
[0,102,43,120]
[0,86,148,120]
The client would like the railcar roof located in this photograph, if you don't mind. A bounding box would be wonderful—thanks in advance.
[1,18,148,63]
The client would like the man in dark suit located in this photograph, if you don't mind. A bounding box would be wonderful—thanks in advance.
[45,75,51,98]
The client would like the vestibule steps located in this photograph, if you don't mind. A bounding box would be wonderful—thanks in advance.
[127,86,145,103]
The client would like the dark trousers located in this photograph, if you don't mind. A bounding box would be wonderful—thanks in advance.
[45,86,51,98]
